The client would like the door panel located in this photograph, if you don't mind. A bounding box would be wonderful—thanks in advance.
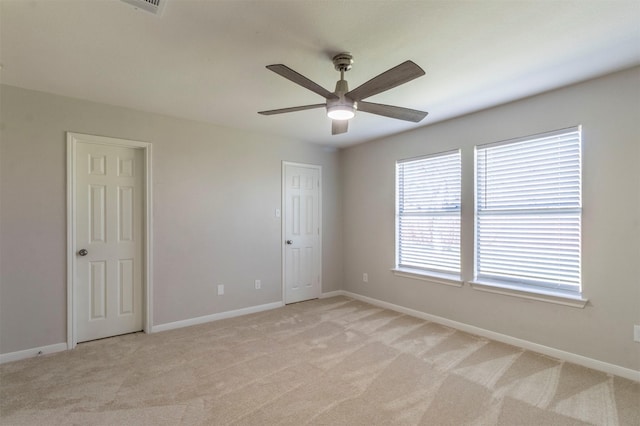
[284,164,321,304]
[89,185,106,243]
[89,261,106,320]
[118,186,134,241]
[118,259,134,315]
[76,143,143,342]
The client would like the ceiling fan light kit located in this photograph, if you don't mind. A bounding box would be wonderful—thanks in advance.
[327,104,355,120]
[259,52,428,135]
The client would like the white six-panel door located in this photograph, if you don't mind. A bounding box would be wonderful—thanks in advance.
[75,142,144,342]
[283,163,321,304]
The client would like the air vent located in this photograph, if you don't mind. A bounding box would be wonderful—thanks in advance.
[121,0,166,16]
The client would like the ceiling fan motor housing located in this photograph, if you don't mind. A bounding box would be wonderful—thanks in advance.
[327,78,356,120]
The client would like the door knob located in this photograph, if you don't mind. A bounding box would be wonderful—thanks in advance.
[78,249,88,256]
[286,240,293,245]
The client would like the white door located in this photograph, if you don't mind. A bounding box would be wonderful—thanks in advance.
[283,163,321,304]
[75,142,144,342]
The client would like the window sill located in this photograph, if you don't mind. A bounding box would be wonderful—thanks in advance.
[392,268,463,287]
[468,280,588,308]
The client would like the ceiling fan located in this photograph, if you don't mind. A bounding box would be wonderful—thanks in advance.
[258,53,429,135]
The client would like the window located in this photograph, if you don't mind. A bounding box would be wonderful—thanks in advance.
[396,150,461,277]
[475,127,582,295]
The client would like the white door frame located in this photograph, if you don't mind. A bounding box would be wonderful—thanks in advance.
[66,132,153,349]
[281,161,322,303]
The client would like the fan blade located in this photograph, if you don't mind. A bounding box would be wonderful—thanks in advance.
[358,101,428,122]
[332,120,348,135]
[258,104,326,115]
[346,61,425,101]
[267,64,338,100]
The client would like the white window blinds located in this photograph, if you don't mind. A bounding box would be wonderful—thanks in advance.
[475,127,582,293]
[396,150,461,275]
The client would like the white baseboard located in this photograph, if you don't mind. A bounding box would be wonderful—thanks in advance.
[338,290,640,382]
[0,342,68,364]
[5,294,637,382]
[1,301,285,363]
[152,301,284,333]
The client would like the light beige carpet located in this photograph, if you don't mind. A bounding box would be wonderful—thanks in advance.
[1,296,638,425]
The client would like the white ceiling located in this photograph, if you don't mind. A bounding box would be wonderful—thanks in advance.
[1,0,639,148]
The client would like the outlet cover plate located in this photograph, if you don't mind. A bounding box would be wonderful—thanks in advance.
[634,325,640,342]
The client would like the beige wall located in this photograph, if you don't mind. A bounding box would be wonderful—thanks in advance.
[341,66,640,371]
[0,85,342,353]
[2,67,639,372]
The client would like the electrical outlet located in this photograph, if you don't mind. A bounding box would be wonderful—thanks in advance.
[217,284,224,296]
[634,325,640,343]
[363,273,368,283]
[255,279,261,290]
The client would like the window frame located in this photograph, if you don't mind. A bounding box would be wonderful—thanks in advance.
[472,126,584,300]
[394,149,462,283]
